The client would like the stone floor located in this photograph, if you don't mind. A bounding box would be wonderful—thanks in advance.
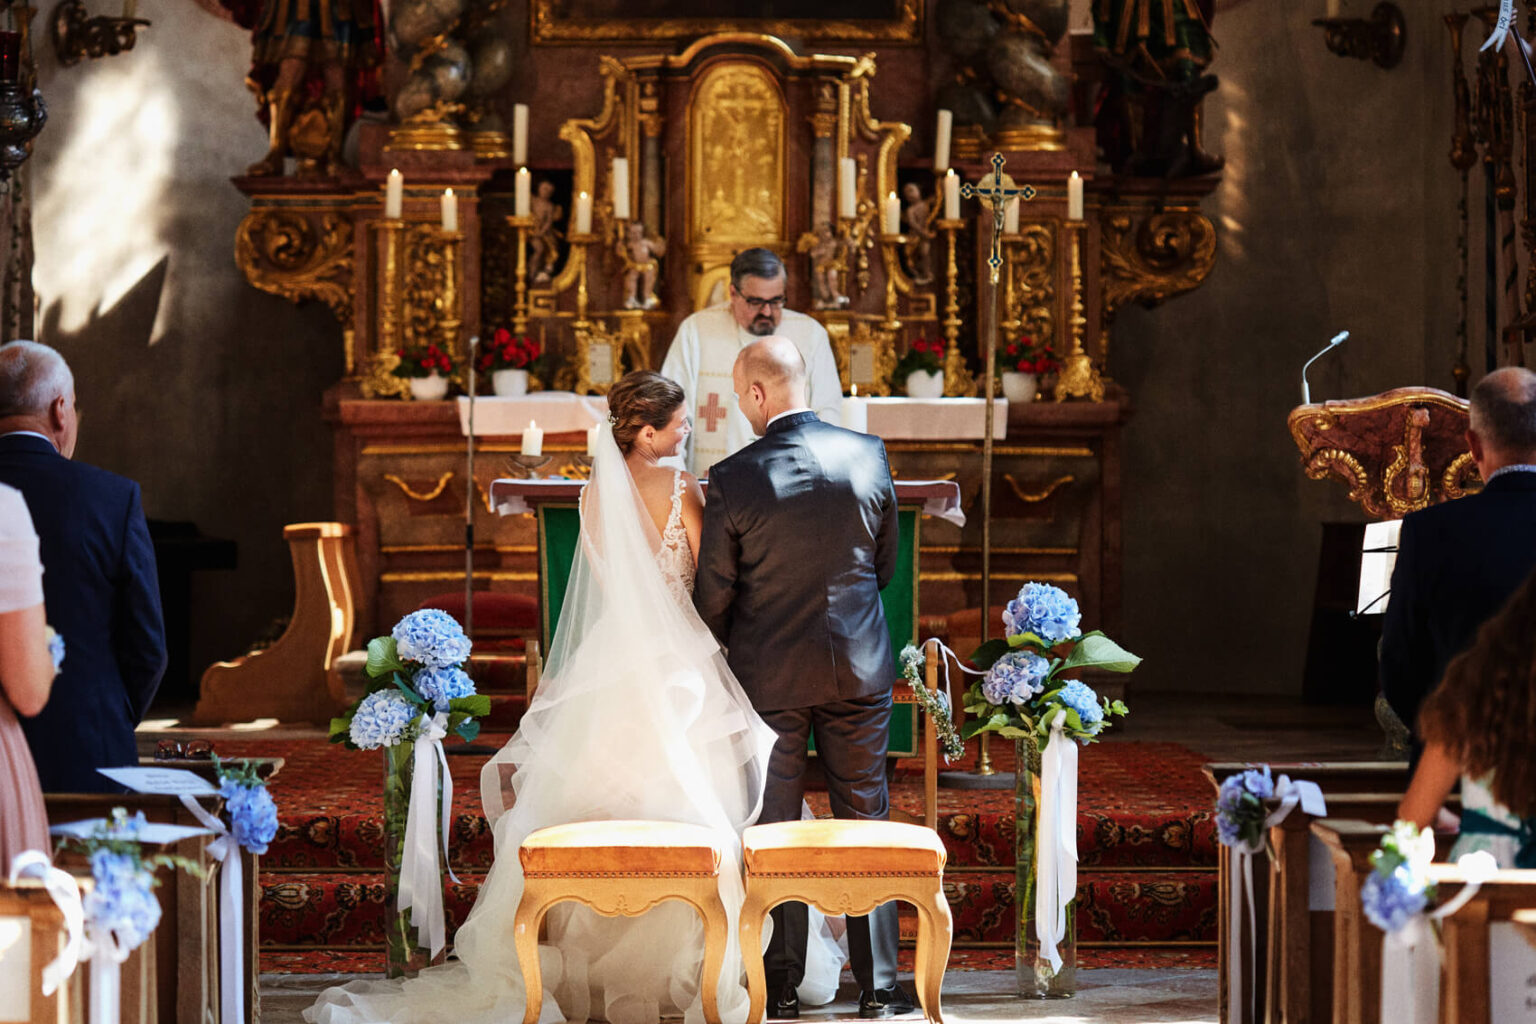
[259,970,1220,1024]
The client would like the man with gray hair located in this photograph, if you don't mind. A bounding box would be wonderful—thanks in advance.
[1381,366,1536,767]
[0,340,165,792]
[661,247,843,475]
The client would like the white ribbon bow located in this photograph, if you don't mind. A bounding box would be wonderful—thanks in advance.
[177,793,245,1024]
[1482,0,1515,51]
[1226,774,1327,1020]
[7,851,84,997]
[84,916,133,1024]
[1035,719,1078,972]
[398,711,459,957]
[1378,848,1499,1024]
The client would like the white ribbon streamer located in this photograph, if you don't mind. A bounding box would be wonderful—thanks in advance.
[7,851,84,997]
[1225,774,1327,1021]
[1378,849,1499,1024]
[1482,0,1515,51]
[398,712,458,957]
[84,920,131,1024]
[1034,719,1077,972]
[177,793,244,1024]
[919,638,983,715]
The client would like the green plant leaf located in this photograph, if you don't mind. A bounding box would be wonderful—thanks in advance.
[968,638,1011,670]
[1006,631,1047,649]
[1060,634,1142,673]
[455,719,481,743]
[450,695,492,718]
[393,674,427,705]
[996,725,1033,739]
[328,717,353,744]
[366,636,407,679]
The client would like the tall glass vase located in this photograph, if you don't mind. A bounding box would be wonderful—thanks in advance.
[1014,737,1076,997]
[382,741,434,977]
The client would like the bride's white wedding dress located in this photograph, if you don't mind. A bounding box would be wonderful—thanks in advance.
[307,426,842,1024]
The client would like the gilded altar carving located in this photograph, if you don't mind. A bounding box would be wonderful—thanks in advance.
[1003,222,1057,351]
[1099,208,1217,315]
[529,0,923,44]
[689,63,784,246]
[401,223,460,355]
[235,208,354,323]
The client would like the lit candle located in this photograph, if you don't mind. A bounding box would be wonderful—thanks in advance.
[385,169,403,220]
[839,157,858,220]
[841,384,868,433]
[943,169,959,220]
[440,188,458,232]
[586,422,600,456]
[513,104,529,165]
[1004,196,1020,235]
[933,109,952,172]
[515,167,531,217]
[574,191,592,235]
[883,191,901,235]
[1067,170,1084,222]
[612,157,630,221]
[521,420,544,457]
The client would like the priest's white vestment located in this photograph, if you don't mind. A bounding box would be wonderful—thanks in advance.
[659,303,843,475]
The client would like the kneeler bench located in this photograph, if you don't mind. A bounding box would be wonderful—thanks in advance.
[740,820,951,1024]
[514,820,734,1024]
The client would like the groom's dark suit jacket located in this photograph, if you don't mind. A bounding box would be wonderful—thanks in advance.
[0,433,166,792]
[694,411,899,710]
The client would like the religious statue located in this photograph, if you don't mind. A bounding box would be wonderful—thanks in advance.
[232,0,383,177]
[797,223,849,310]
[529,180,564,284]
[619,221,666,310]
[934,0,1070,145]
[901,182,935,286]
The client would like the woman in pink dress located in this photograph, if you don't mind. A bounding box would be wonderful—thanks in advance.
[0,481,54,865]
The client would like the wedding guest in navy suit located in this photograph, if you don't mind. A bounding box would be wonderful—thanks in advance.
[1381,366,1536,770]
[0,341,166,792]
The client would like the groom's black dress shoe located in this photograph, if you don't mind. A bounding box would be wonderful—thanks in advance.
[857,985,916,1019]
[770,982,799,1019]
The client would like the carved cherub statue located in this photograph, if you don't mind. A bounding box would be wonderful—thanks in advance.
[620,220,667,310]
[797,223,849,310]
[902,181,935,285]
[529,180,564,283]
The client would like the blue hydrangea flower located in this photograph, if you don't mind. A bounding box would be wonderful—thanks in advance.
[45,627,64,671]
[414,665,475,709]
[1362,865,1429,933]
[392,609,472,668]
[1240,767,1274,800]
[349,690,418,749]
[1214,766,1275,848]
[981,649,1051,706]
[85,849,161,951]
[1057,679,1103,726]
[220,780,279,854]
[1003,583,1082,644]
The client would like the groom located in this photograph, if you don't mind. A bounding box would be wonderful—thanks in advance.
[694,337,911,1019]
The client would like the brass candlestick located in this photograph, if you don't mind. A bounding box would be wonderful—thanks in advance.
[438,227,464,372]
[363,219,410,399]
[568,232,597,328]
[935,218,975,396]
[506,214,533,336]
[1055,221,1105,402]
[878,232,906,333]
[507,453,554,479]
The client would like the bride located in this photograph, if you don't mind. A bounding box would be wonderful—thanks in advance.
[308,372,842,1024]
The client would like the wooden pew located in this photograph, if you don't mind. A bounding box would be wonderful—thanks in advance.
[1435,866,1536,1024]
[0,877,77,1024]
[194,522,359,725]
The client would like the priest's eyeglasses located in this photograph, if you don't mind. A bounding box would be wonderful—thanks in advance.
[742,296,786,311]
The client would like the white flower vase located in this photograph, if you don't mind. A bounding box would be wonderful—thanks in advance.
[905,369,945,398]
[1002,372,1039,404]
[409,372,450,401]
[492,368,529,397]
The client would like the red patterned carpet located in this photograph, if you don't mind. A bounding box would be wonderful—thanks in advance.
[229,734,1217,975]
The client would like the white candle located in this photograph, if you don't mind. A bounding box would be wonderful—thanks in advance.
[586,423,600,456]
[1067,170,1084,222]
[513,104,529,165]
[943,169,959,220]
[612,158,630,221]
[440,188,458,232]
[574,191,592,235]
[883,191,901,235]
[841,384,868,433]
[933,109,953,172]
[521,420,544,457]
[1004,196,1020,235]
[839,157,858,220]
[385,169,403,220]
[1326,0,1340,17]
[515,167,530,217]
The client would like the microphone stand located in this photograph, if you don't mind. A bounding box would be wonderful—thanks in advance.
[465,336,479,637]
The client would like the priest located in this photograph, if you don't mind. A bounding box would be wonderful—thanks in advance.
[660,248,843,475]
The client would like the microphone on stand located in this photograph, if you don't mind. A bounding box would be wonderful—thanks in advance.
[465,335,479,638]
[1301,330,1350,405]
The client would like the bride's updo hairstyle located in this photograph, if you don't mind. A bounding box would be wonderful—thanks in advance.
[607,371,685,455]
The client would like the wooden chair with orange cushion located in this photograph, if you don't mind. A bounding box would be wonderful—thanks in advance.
[739,819,951,1024]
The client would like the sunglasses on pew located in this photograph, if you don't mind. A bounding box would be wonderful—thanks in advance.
[154,739,215,761]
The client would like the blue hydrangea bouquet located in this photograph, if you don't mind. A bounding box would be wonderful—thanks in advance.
[1361,820,1436,933]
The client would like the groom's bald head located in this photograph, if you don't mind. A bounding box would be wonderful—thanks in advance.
[733,336,808,435]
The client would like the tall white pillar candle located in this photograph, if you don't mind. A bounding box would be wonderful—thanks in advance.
[883,192,901,235]
[1067,170,1084,221]
[515,167,531,217]
[385,169,403,220]
[586,423,600,456]
[841,384,868,433]
[1004,196,1020,234]
[839,158,858,220]
[933,109,953,172]
[1326,0,1340,17]
[943,169,960,220]
[611,158,630,220]
[521,420,544,457]
[513,104,529,165]
[440,188,458,232]
[574,191,592,234]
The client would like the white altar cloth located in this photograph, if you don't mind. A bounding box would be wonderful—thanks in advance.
[863,397,1008,440]
[456,392,609,437]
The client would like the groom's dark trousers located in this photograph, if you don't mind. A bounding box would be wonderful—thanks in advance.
[694,410,901,994]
